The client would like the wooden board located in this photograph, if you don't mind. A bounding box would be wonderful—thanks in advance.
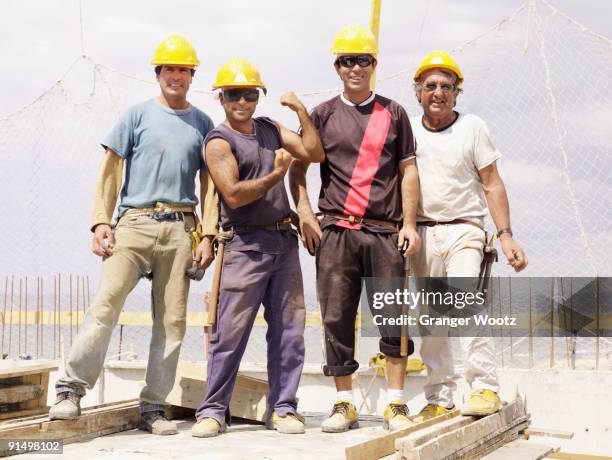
[344,410,459,460]
[395,415,475,450]
[524,427,574,439]
[481,439,554,459]
[0,365,57,380]
[0,385,43,405]
[397,398,528,460]
[545,454,612,460]
[0,400,141,457]
[165,361,268,422]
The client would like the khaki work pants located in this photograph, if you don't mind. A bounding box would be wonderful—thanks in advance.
[55,216,192,413]
[410,223,500,408]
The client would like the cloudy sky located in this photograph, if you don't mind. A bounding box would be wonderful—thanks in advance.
[1,0,611,116]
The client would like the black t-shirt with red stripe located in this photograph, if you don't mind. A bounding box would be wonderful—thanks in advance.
[311,94,416,232]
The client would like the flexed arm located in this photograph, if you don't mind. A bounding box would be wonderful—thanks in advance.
[206,138,291,209]
[276,92,325,163]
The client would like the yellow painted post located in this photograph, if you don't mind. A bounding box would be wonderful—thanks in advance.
[370,0,382,90]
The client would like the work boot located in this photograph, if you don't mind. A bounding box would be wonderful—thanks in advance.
[48,391,81,420]
[191,417,226,438]
[412,403,453,423]
[266,411,305,434]
[460,389,502,416]
[321,401,359,433]
[383,400,414,431]
[138,410,178,435]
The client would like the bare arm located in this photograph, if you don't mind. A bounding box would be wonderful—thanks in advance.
[205,138,291,209]
[479,161,528,271]
[398,158,421,256]
[277,92,324,163]
[289,159,321,255]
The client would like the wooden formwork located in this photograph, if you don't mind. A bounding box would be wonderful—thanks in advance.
[0,363,57,420]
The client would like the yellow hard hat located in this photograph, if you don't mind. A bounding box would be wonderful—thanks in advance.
[414,51,464,85]
[212,57,266,93]
[151,34,200,67]
[331,24,378,57]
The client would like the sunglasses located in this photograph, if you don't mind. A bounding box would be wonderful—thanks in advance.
[222,88,260,102]
[335,55,375,68]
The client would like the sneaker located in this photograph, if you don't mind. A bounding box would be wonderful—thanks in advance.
[412,403,453,423]
[321,401,359,433]
[383,400,414,431]
[266,411,305,434]
[138,410,178,435]
[460,390,502,416]
[48,392,81,420]
[191,417,226,438]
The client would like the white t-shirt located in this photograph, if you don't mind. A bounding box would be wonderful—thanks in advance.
[410,113,502,226]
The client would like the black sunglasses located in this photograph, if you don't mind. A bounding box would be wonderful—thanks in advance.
[222,88,260,102]
[335,55,375,68]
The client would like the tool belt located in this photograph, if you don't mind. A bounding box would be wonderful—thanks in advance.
[319,212,399,230]
[229,216,293,233]
[417,218,483,231]
[121,203,197,232]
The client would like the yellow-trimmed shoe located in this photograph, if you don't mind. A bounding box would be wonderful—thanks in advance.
[412,403,452,423]
[266,411,305,434]
[321,401,359,433]
[460,390,502,416]
[383,400,415,431]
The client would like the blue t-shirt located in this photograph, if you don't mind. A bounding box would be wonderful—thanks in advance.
[101,99,214,216]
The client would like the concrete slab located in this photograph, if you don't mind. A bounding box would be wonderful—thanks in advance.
[18,415,390,460]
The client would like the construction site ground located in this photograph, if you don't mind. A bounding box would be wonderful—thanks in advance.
[11,413,588,460]
[16,414,388,460]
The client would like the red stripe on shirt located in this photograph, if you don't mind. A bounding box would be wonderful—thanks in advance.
[338,101,391,230]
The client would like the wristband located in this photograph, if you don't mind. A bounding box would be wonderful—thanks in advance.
[497,227,513,238]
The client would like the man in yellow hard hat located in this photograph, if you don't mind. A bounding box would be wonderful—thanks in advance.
[49,35,218,436]
[409,51,528,422]
[289,24,421,433]
[191,57,324,438]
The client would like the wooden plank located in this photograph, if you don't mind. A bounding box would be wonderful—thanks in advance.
[398,398,527,460]
[0,408,48,422]
[481,439,554,460]
[395,415,475,450]
[0,384,43,404]
[0,400,138,431]
[525,427,574,439]
[0,364,57,380]
[0,401,140,457]
[345,410,459,460]
[546,453,612,460]
[165,362,268,422]
[19,373,42,412]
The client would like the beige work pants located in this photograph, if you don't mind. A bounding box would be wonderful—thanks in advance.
[410,223,499,408]
[55,216,192,413]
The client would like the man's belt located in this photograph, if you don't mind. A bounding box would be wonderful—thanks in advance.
[417,218,483,230]
[320,212,399,230]
[230,216,293,232]
[122,203,196,222]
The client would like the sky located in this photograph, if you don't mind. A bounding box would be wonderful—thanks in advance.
[0,0,610,286]
[1,0,611,116]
